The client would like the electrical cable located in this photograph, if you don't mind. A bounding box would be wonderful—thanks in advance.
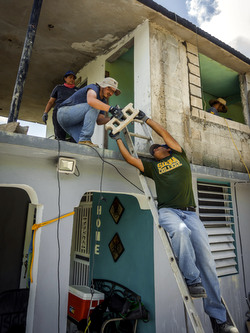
[56,138,62,333]
[86,145,107,333]
[80,143,144,193]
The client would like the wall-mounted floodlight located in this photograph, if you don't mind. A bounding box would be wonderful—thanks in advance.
[57,157,76,174]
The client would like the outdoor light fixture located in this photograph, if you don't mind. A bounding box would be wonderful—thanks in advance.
[57,157,76,174]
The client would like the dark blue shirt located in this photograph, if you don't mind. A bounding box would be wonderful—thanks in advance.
[60,84,107,107]
[51,85,79,111]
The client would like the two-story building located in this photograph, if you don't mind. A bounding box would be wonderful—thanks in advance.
[0,1,250,332]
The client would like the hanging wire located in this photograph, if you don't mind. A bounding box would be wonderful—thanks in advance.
[56,138,61,333]
[81,143,144,193]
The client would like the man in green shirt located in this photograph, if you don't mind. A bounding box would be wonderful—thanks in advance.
[110,111,238,333]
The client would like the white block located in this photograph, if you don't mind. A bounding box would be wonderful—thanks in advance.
[105,103,139,134]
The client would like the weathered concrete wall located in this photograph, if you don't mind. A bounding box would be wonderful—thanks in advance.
[149,23,250,174]
[149,23,191,156]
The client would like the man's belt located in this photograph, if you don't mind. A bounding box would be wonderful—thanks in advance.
[178,207,196,212]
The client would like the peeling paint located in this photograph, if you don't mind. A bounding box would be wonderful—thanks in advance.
[71,34,119,54]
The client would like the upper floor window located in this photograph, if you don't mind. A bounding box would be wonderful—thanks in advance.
[199,53,245,124]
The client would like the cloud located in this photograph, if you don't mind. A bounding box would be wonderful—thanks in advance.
[186,0,220,24]
[230,36,250,58]
[186,0,250,58]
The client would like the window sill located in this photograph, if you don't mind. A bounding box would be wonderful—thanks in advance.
[191,108,250,134]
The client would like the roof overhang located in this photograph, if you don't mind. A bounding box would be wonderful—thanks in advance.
[1,0,249,123]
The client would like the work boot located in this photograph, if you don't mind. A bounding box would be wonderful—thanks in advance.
[78,140,99,148]
[210,317,239,333]
[188,283,207,298]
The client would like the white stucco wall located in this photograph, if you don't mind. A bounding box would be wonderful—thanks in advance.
[0,136,150,333]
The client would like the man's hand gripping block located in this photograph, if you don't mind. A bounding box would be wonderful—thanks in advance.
[105,103,139,135]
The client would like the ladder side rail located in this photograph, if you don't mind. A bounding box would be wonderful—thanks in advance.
[123,127,205,333]
[138,172,205,333]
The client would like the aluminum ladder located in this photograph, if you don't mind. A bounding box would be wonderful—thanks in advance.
[122,119,205,333]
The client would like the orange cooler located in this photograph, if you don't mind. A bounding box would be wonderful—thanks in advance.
[68,285,105,322]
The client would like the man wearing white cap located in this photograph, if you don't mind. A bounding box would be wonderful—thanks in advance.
[207,97,228,115]
[110,111,238,333]
[57,77,123,147]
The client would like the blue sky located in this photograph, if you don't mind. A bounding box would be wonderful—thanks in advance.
[154,0,250,58]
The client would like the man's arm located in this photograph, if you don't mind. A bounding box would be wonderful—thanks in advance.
[145,118,182,153]
[87,89,110,112]
[44,97,56,114]
[96,113,110,125]
[42,97,56,123]
[116,139,144,172]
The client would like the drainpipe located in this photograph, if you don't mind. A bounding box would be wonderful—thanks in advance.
[8,0,43,123]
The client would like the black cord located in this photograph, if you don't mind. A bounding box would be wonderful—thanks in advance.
[87,147,107,333]
[56,139,61,333]
[81,144,144,193]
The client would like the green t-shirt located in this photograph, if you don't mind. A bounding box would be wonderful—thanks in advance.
[142,149,196,209]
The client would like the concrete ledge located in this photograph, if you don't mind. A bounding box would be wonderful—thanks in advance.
[191,163,249,182]
[0,131,123,162]
[191,108,250,134]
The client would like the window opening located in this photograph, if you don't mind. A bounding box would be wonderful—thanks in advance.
[199,53,245,124]
[197,180,238,277]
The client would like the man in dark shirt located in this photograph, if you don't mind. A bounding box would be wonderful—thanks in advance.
[42,71,79,141]
[110,111,238,333]
[57,77,124,147]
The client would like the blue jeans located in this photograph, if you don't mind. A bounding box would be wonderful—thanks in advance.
[57,103,100,142]
[158,208,227,323]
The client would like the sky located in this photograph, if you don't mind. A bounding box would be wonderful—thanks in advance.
[154,0,250,59]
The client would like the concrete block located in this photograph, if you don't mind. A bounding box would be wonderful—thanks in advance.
[191,128,201,141]
[185,43,198,55]
[190,84,202,98]
[190,96,203,109]
[188,63,200,77]
[189,73,201,86]
[190,107,200,118]
[218,158,232,171]
[203,154,219,169]
[238,122,250,134]
[192,151,203,165]
[187,52,199,66]
[192,139,204,152]
[166,111,183,123]
[105,103,139,134]
[232,161,246,173]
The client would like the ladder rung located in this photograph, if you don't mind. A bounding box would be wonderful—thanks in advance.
[127,132,151,140]
[137,152,153,158]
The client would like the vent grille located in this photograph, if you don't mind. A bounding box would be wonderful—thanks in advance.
[70,192,92,285]
[197,181,238,277]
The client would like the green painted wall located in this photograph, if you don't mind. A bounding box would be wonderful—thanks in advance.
[90,192,155,333]
[199,53,245,124]
[106,47,134,152]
